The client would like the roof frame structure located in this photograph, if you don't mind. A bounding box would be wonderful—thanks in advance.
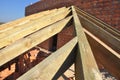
[0,6,120,80]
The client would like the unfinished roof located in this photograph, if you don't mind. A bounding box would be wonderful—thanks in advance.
[0,6,120,80]
[26,0,120,30]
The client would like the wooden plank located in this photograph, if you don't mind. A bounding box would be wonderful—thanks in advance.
[75,6,120,35]
[72,6,102,80]
[76,10,120,38]
[0,9,52,31]
[0,7,67,31]
[76,9,120,39]
[83,28,120,59]
[17,37,77,80]
[0,7,69,38]
[78,14,120,53]
[85,31,120,79]
[0,9,71,48]
[52,48,76,79]
[0,16,72,66]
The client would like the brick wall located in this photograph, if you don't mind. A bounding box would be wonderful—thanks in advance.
[37,37,53,50]
[25,0,74,16]
[25,0,120,50]
[26,0,120,30]
[57,25,75,49]
[75,0,120,30]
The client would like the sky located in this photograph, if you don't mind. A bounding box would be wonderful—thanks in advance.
[0,0,39,23]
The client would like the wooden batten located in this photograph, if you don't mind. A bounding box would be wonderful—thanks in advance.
[72,6,102,80]
[0,16,72,66]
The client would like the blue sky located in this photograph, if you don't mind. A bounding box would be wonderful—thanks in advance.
[0,0,39,22]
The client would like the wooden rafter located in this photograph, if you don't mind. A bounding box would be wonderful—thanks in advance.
[17,37,77,80]
[0,8,70,48]
[75,6,120,36]
[78,12,120,53]
[0,16,72,66]
[0,7,67,31]
[72,6,102,80]
[0,6,119,80]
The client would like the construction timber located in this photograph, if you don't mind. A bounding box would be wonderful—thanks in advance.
[0,6,120,80]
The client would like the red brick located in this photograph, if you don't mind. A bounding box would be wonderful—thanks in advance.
[25,0,120,49]
[57,25,75,49]
[37,37,53,50]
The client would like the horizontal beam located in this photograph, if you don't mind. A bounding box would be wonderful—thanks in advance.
[84,28,120,59]
[17,37,77,80]
[85,31,120,79]
[72,6,102,80]
[0,16,72,66]
[0,8,71,48]
[78,14,120,53]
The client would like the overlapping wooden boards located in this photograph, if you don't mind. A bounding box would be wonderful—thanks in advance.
[0,16,72,66]
[0,7,67,31]
[17,37,77,80]
[0,7,71,48]
[72,6,102,80]
[0,9,54,31]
